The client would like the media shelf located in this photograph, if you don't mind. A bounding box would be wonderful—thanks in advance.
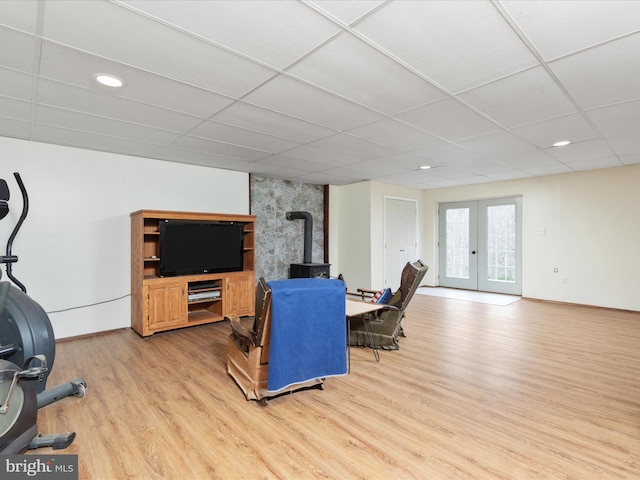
[131,210,256,337]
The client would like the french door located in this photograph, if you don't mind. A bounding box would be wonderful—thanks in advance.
[438,197,522,295]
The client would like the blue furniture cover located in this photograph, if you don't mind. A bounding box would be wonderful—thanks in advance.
[266,278,347,392]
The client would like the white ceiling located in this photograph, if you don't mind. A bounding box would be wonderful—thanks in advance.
[1,0,640,189]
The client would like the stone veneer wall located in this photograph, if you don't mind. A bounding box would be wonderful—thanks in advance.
[250,175,325,281]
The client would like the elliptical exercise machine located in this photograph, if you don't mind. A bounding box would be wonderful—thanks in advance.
[0,172,87,453]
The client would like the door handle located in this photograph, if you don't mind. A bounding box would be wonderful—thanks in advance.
[471,251,476,254]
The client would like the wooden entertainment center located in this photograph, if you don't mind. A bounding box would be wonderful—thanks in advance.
[130,210,256,337]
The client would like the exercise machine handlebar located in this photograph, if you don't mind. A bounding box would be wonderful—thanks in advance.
[0,172,29,293]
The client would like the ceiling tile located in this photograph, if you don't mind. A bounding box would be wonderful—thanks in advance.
[151,146,252,171]
[587,99,640,138]
[0,26,40,74]
[243,75,383,130]
[212,102,336,143]
[0,1,40,34]
[38,42,235,118]
[170,135,270,161]
[544,139,615,162]
[343,158,413,177]
[523,163,573,177]
[346,118,450,151]
[420,177,466,188]
[413,143,490,166]
[459,67,577,128]
[251,154,331,174]
[280,144,362,167]
[0,68,33,101]
[309,133,398,159]
[456,159,515,176]
[512,113,599,148]
[620,153,640,166]
[458,130,538,157]
[487,170,533,182]
[0,0,637,190]
[189,120,299,154]
[355,0,538,93]
[34,105,181,146]
[32,124,159,158]
[367,152,437,170]
[502,0,640,60]
[607,134,640,156]
[0,117,30,140]
[41,0,275,97]
[550,33,640,109]
[295,171,360,186]
[492,150,559,169]
[422,166,469,179]
[312,161,377,179]
[0,95,32,121]
[307,1,385,25]
[121,0,342,70]
[247,161,311,181]
[395,98,500,141]
[36,79,204,133]
[288,33,445,115]
[563,156,623,171]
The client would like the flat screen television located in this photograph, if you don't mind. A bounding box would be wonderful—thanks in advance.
[159,220,244,277]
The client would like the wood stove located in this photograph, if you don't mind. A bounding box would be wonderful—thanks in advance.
[289,262,331,279]
[286,211,330,278]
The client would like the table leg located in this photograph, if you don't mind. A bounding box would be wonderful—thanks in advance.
[362,314,380,362]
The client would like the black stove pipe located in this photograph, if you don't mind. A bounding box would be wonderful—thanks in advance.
[286,211,312,264]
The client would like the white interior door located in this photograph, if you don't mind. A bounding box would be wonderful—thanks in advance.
[384,198,417,289]
[439,197,522,295]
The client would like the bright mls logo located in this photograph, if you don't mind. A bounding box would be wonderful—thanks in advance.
[1,455,78,480]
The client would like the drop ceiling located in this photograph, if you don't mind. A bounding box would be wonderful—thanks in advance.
[1,0,640,189]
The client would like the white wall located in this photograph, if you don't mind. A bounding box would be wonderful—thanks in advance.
[331,164,640,312]
[0,137,249,338]
[422,165,640,311]
[330,181,423,290]
[328,181,371,289]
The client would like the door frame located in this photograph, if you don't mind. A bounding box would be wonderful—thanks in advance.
[384,196,418,290]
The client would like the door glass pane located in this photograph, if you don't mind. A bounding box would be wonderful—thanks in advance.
[446,208,469,279]
[486,204,516,282]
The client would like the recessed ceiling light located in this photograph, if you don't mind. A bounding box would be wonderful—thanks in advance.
[94,73,125,88]
[419,165,432,170]
[553,140,571,147]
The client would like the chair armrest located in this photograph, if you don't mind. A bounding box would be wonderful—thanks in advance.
[346,287,378,301]
[357,287,377,295]
[346,290,367,300]
[226,314,258,347]
[369,304,400,321]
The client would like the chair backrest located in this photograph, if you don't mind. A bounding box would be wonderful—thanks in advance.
[252,277,272,349]
[389,260,429,315]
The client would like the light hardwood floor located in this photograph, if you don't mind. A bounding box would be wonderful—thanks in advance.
[32,294,640,479]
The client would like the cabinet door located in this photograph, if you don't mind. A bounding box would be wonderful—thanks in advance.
[225,273,254,317]
[146,281,187,332]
